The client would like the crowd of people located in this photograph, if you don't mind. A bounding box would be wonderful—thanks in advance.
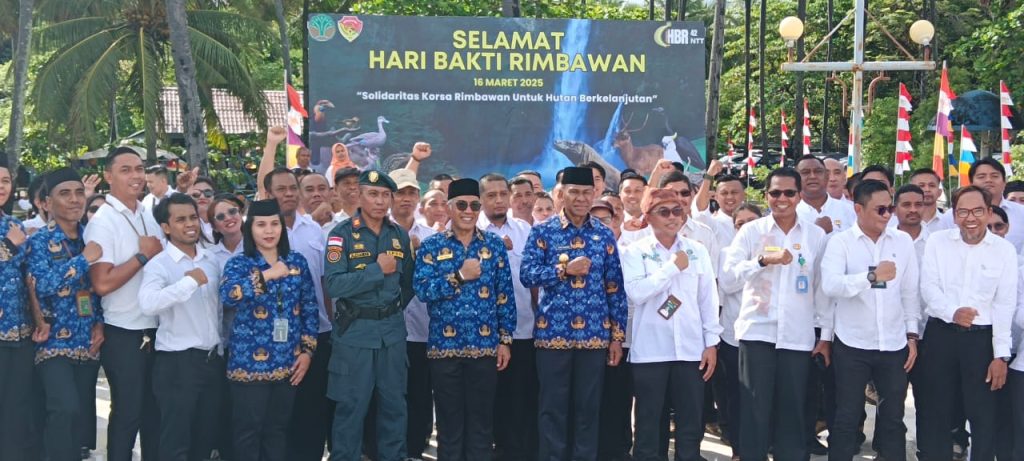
[0,126,1023,461]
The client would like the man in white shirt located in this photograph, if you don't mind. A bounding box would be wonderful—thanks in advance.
[139,193,223,461]
[618,170,647,223]
[622,187,721,461]
[324,167,361,235]
[795,154,857,234]
[916,185,1017,461]
[85,147,164,461]
[824,158,850,204]
[510,176,537,226]
[264,166,334,460]
[820,180,921,461]
[969,157,1024,251]
[141,165,174,211]
[1010,258,1024,459]
[720,167,830,461]
[894,184,930,261]
[692,159,744,246]
[477,173,539,461]
[908,168,954,235]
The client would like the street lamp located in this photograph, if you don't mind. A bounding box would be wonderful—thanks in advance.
[909,19,935,60]
[779,16,804,62]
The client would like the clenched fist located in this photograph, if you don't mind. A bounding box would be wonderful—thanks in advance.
[814,216,834,234]
[138,236,162,258]
[6,222,26,247]
[82,242,103,263]
[459,258,481,281]
[874,261,897,283]
[263,260,290,281]
[378,253,397,275]
[672,250,689,271]
[186,267,208,286]
[412,142,432,161]
[762,249,793,266]
[565,256,592,276]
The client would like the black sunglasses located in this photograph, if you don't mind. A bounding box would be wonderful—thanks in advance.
[454,200,482,212]
[652,206,685,218]
[767,189,799,198]
[215,207,240,222]
[873,205,894,217]
[190,189,215,199]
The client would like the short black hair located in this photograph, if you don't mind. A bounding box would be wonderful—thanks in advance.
[619,171,647,187]
[658,170,691,189]
[969,157,1006,182]
[432,173,454,182]
[510,176,534,190]
[795,154,825,169]
[909,168,940,183]
[153,192,198,226]
[853,179,891,206]
[263,167,296,192]
[242,206,291,258]
[894,184,924,203]
[765,167,803,192]
[193,175,215,191]
[952,185,992,210]
[145,165,168,177]
[1006,180,1024,196]
[555,169,565,184]
[991,205,1009,224]
[516,170,542,182]
[860,164,894,186]
[28,174,47,205]
[601,190,620,199]
[716,174,742,187]
[734,203,764,220]
[580,161,605,180]
[104,146,141,169]
[846,172,861,194]
[479,173,509,191]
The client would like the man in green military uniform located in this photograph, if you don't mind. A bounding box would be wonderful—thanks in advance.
[325,170,415,461]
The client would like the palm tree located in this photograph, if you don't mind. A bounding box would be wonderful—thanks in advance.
[5,0,34,177]
[31,0,272,163]
[165,0,208,168]
[705,0,726,160]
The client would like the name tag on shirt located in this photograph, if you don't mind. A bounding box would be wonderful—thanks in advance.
[273,318,289,343]
[76,291,94,317]
[658,294,682,320]
[796,275,809,293]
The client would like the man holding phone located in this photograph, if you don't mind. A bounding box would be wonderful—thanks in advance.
[819,179,921,461]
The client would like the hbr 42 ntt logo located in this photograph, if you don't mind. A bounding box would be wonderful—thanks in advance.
[654,23,704,47]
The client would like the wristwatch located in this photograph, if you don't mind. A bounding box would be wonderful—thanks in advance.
[867,271,877,283]
[998,356,1011,363]
[757,255,767,267]
[134,252,149,266]
[702,173,715,181]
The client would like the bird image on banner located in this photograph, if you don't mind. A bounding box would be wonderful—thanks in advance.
[1001,81,1015,177]
[932,63,956,179]
[285,83,307,169]
[780,109,790,168]
[895,83,914,176]
[959,125,977,187]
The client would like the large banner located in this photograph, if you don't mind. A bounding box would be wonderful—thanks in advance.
[306,14,706,190]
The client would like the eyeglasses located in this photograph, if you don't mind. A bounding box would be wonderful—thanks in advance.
[190,189,215,199]
[798,168,826,177]
[988,222,1008,232]
[767,189,799,198]
[651,206,685,218]
[677,189,693,198]
[873,205,894,217]
[594,215,614,225]
[454,200,482,212]
[214,207,240,222]
[955,207,986,218]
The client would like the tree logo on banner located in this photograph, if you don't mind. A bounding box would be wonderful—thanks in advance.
[307,14,337,42]
[338,16,365,43]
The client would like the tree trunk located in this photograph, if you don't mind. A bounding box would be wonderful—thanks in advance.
[704,0,726,159]
[165,0,209,170]
[501,0,519,17]
[275,0,291,81]
[5,0,33,179]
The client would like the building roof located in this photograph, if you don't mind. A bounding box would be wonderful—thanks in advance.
[160,87,301,135]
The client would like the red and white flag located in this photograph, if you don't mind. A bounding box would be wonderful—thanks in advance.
[726,138,736,162]
[1001,81,1015,177]
[780,109,790,167]
[285,83,307,168]
[895,83,914,175]
[747,108,757,175]
[802,100,812,156]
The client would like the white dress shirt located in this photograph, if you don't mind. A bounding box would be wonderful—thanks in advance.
[617,219,719,273]
[210,240,244,271]
[404,221,438,342]
[322,210,351,238]
[920,229,1018,358]
[622,234,721,363]
[23,215,46,232]
[1011,255,1024,372]
[820,224,921,351]
[692,205,737,249]
[936,200,1024,252]
[797,195,857,235]
[141,188,176,212]
[288,213,332,333]
[479,214,535,339]
[718,247,745,348]
[139,244,222,352]
[84,194,163,330]
[721,215,830,351]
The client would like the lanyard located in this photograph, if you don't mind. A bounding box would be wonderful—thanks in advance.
[119,211,148,237]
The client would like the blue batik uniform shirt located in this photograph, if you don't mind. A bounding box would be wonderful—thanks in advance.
[0,214,29,344]
[27,222,103,363]
[414,228,517,358]
[520,212,627,349]
[220,250,319,382]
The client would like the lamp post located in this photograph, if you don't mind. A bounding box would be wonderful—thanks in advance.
[779,0,935,172]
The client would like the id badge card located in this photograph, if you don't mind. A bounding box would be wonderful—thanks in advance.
[795,275,809,294]
[272,318,289,343]
[76,290,94,317]
[658,294,682,320]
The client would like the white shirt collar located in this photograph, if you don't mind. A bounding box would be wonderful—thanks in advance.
[165,242,209,263]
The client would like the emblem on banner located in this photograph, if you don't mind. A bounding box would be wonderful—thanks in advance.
[338,16,364,43]
[307,14,336,42]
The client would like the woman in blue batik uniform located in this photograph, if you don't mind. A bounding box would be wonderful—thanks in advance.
[0,158,31,461]
[219,199,319,461]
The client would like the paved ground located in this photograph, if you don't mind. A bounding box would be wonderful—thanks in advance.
[88,374,920,461]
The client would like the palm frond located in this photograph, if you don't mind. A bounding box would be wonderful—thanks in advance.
[186,10,274,51]
[34,17,111,53]
[188,27,268,129]
[35,0,122,22]
[67,33,130,145]
[32,28,119,124]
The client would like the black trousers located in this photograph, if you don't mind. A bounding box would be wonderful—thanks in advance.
[713,342,740,451]
[597,347,631,461]
[430,356,498,461]
[152,349,224,461]
[738,340,809,461]
[231,380,297,461]
[805,328,837,447]
[37,357,99,461]
[829,338,908,461]
[407,341,434,459]
[632,361,705,461]
[101,325,160,461]
[916,318,999,461]
[1010,369,1024,460]
[536,348,606,461]
[289,332,335,461]
[0,341,37,461]
[496,339,539,461]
